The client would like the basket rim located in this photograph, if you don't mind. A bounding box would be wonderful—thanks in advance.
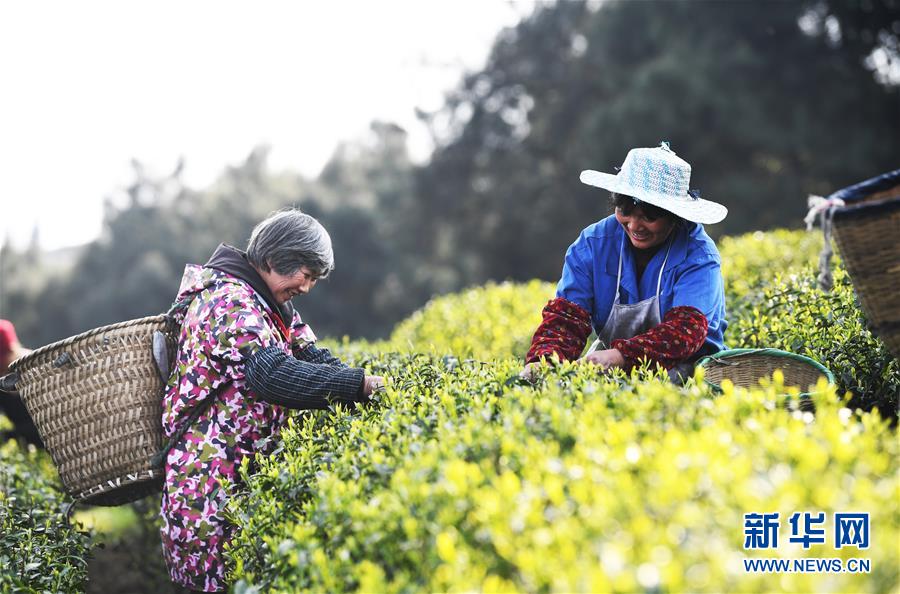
[696,347,836,393]
[833,193,900,221]
[9,313,171,373]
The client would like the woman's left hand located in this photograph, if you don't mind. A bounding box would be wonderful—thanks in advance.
[363,375,386,396]
[576,348,625,370]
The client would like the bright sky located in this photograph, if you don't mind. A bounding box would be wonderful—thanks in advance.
[0,1,526,251]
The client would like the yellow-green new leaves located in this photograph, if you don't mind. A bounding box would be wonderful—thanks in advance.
[226,227,897,592]
[731,265,899,415]
[226,356,899,593]
[388,280,555,361]
[719,228,824,304]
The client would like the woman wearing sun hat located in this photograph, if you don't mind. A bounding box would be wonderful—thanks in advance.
[523,142,728,381]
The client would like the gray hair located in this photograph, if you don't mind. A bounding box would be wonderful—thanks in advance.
[246,209,334,278]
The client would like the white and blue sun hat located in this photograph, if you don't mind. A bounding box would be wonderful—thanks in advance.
[580,141,727,225]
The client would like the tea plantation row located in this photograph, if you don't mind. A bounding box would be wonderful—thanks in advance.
[1,228,897,593]
[0,426,91,593]
[226,358,897,593]
[228,229,897,592]
[360,230,896,413]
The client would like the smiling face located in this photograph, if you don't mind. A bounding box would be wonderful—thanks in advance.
[615,204,676,250]
[258,265,318,304]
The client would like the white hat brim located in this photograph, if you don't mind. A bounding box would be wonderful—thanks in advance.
[580,169,727,225]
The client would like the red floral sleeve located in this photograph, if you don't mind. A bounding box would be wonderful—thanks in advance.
[610,305,708,370]
[525,297,593,364]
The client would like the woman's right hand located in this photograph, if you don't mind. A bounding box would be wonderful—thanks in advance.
[362,375,386,396]
[520,362,539,381]
[576,348,625,370]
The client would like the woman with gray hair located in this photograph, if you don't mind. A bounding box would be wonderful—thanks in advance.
[159,208,384,593]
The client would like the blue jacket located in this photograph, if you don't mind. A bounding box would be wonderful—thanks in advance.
[556,214,727,352]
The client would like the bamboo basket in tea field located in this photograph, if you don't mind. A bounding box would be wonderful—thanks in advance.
[697,348,834,408]
[4,316,178,506]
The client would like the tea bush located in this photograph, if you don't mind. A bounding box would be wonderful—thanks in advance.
[0,429,91,593]
[719,228,824,322]
[227,229,899,592]
[718,228,823,301]
[729,265,899,416]
[226,356,898,593]
[7,227,899,593]
[388,280,555,360]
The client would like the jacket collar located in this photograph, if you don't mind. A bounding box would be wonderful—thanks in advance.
[204,243,293,326]
[610,222,692,300]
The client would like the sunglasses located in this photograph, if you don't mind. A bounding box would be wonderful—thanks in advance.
[615,198,669,222]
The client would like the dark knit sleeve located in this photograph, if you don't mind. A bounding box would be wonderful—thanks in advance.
[525,297,593,364]
[610,306,708,370]
[296,343,347,367]
[245,346,366,409]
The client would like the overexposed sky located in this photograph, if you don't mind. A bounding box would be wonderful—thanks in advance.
[0,1,526,250]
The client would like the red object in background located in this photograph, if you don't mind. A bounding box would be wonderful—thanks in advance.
[0,319,18,362]
[0,318,43,447]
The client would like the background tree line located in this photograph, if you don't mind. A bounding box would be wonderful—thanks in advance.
[2,0,898,347]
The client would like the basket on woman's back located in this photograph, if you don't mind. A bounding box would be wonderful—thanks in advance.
[6,315,177,506]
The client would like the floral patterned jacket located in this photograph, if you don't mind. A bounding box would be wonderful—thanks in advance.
[159,260,333,591]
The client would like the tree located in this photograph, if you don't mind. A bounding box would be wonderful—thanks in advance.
[800,0,900,85]
[414,0,900,289]
[6,1,897,344]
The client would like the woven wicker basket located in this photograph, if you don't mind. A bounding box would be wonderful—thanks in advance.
[696,348,834,399]
[831,176,900,361]
[8,315,177,506]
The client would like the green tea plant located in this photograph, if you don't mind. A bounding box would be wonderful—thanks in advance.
[719,228,823,299]
[6,228,899,593]
[226,356,898,593]
[729,265,899,417]
[387,280,555,361]
[719,228,824,319]
[0,431,92,593]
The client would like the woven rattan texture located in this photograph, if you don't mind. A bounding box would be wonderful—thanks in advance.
[833,191,900,360]
[12,316,177,505]
[701,354,827,393]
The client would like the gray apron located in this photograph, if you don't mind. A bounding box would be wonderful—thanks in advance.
[586,236,694,383]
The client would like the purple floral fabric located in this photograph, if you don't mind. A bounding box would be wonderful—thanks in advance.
[159,264,314,591]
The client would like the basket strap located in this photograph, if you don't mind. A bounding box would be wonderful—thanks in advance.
[151,294,214,469]
[0,371,18,394]
[805,195,844,292]
[150,388,220,469]
[165,296,195,322]
[63,500,78,522]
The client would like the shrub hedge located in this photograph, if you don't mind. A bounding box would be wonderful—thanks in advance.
[0,427,91,593]
[729,266,899,416]
[387,280,555,361]
[5,227,898,593]
[718,228,823,304]
[227,228,898,592]
[226,356,898,593]
[377,228,895,414]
